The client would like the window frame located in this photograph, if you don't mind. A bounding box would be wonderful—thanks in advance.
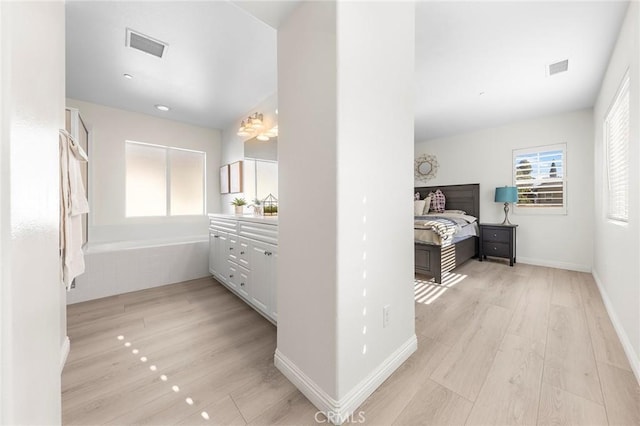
[604,70,630,225]
[125,140,206,218]
[512,143,567,215]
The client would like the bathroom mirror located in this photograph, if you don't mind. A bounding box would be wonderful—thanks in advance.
[244,137,278,203]
[244,137,277,161]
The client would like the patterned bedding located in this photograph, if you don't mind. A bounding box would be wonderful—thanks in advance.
[414,213,478,246]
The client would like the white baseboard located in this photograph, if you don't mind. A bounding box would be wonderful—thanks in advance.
[275,334,417,425]
[592,269,640,385]
[60,335,70,373]
[518,256,591,273]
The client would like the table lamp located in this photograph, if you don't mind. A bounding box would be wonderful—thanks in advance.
[495,186,518,225]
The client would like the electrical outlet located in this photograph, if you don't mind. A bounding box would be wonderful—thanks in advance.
[383,305,391,328]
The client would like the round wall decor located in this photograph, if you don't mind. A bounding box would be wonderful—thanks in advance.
[415,154,439,182]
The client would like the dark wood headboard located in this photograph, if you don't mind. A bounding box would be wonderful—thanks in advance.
[414,183,480,221]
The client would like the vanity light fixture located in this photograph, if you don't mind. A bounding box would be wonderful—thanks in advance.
[155,104,170,112]
[237,113,278,141]
[237,112,267,137]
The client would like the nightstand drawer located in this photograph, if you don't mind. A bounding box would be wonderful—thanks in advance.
[482,228,510,243]
[482,242,510,258]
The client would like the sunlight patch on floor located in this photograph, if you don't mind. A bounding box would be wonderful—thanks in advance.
[414,272,468,305]
[115,334,208,420]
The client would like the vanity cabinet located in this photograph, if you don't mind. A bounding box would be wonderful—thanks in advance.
[208,214,278,324]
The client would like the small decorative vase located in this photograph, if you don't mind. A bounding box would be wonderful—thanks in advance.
[234,205,243,214]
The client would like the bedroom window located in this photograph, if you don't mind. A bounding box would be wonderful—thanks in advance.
[513,143,566,214]
[605,72,630,223]
[125,141,205,217]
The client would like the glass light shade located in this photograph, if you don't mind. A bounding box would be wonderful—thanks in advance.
[256,134,269,141]
[249,113,264,129]
[495,186,518,203]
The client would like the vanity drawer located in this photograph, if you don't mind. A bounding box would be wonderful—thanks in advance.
[227,235,238,263]
[238,237,251,269]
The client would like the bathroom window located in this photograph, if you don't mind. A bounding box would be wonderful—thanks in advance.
[125,141,205,217]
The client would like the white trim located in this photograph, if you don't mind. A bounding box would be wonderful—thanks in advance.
[60,336,70,373]
[274,334,417,425]
[518,256,591,273]
[592,269,640,385]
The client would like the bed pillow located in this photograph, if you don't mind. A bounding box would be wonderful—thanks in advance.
[414,192,421,200]
[414,200,426,216]
[428,189,446,213]
[444,209,466,215]
[422,195,432,214]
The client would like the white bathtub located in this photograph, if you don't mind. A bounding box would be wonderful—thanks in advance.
[67,236,210,304]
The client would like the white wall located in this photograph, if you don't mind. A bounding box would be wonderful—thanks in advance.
[277,0,338,397]
[1,1,65,423]
[277,1,416,420]
[593,1,640,380]
[65,99,222,243]
[219,92,277,214]
[335,1,416,400]
[415,109,594,272]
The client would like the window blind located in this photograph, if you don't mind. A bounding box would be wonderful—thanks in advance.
[513,144,566,213]
[125,141,205,217]
[605,73,630,222]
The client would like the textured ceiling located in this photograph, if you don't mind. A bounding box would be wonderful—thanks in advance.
[66,1,629,140]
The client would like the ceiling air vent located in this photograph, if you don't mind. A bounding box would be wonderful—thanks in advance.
[126,28,168,58]
[548,59,569,76]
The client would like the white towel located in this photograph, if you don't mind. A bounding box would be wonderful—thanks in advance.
[59,130,89,289]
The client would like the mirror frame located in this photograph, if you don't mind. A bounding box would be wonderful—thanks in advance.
[414,154,439,182]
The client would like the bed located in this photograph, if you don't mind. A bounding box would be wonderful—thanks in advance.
[414,184,480,283]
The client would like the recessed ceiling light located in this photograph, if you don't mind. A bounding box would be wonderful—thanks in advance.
[479,91,485,96]
[123,73,133,79]
[155,104,170,112]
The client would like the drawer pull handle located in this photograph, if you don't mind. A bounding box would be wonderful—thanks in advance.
[214,235,219,238]
[229,274,234,278]
[229,247,234,251]
[493,247,497,251]
[493,233,497,237]
[265,251,272,256]
[240,251,245,255]
[240,282,245,287]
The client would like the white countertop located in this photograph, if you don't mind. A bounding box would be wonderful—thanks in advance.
[208,213,278,225]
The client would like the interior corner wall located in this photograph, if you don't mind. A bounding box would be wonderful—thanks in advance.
[219,92,277,214]
[1,1,65,423]
[593,1,640,380]
[415,108,594,272]
[65,99,222,243]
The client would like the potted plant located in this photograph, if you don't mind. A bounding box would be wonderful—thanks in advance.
[231,197,247,214]
[249,198,263,216]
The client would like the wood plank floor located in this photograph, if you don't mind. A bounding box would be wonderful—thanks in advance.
[63,260,639,425]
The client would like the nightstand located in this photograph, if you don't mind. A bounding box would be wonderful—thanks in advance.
[479,223,518,266]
